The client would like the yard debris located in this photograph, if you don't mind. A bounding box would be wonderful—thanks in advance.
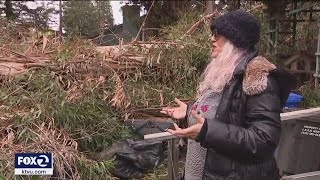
[0,10,210,179]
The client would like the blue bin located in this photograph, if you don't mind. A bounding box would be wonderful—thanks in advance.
[285,93,303,108]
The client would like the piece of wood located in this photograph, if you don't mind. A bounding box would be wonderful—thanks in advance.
[288,3,315,15]
[133,0,155,42]
[0,57,42,63]
[205,1,216,15]
[144,132,177,141]
[281,107,320,121]
[247,4,264,12]
[144,132,180,180]
[181,12,218,39]
[281,170,320,180]
[283,54,301,66]
[168,138,179,180]
[0,47,38,62]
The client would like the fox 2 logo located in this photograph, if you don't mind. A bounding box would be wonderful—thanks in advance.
[15,153,53,168]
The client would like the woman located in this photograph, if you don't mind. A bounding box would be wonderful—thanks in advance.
[161,10,296,180]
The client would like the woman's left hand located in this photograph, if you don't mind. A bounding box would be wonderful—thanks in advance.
[167,110,205,140]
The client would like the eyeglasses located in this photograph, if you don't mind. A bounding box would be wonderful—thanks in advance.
[211,28,218,37]
[211,29,220,41]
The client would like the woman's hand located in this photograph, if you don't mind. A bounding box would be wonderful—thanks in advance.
[160,98,187,120]
[167,110,205,140]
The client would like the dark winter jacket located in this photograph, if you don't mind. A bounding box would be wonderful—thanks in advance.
[187,52,296,180]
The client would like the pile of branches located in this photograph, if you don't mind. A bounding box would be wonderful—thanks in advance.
[0,10,213,179]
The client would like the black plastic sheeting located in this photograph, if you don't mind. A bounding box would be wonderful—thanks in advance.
[97,139,165,179]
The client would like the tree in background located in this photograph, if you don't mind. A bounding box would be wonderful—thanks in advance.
[128,0,205,38]
[63,0,114,38]
[3,0,14,19]
[96,1,114,36]
[16,2,57,29]
[127,0,243,37]
[0,0,57,29]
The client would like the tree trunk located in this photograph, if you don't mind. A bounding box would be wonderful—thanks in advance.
[59,0,63,36]
[5,0,14,19]
[205,1,216,15]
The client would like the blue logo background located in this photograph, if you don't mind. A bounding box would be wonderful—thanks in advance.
[15,153,53,168]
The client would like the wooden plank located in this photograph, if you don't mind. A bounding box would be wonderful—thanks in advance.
[168,139,179,180]
[288,4,315,15]
[144,132,177,141]
[144,132,179,179]
[281,171,320,180]
[281,107,320,121]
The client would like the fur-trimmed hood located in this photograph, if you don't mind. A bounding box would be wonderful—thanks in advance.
[243,56,277,96]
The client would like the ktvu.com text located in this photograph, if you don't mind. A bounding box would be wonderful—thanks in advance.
[14,153,53,175]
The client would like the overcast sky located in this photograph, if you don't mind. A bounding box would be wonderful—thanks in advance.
[110,1,125,25]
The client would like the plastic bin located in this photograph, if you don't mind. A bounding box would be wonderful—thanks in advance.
[276,117,320,176]
[285,93,303,108]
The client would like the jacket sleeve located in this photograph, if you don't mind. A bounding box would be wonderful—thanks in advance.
[197,77,282,160]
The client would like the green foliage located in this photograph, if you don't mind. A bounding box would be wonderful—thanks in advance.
[140,10,210,86]
[53,100,131,152]
[16,2,57,29]
[143,163,168,180]
[0,1,57,29]
[77,159,116,179]
[51,37,95,62]
[0,70,131,151]
[0,70,129,179]
[63,0,114,37]
[300,86,320,108]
